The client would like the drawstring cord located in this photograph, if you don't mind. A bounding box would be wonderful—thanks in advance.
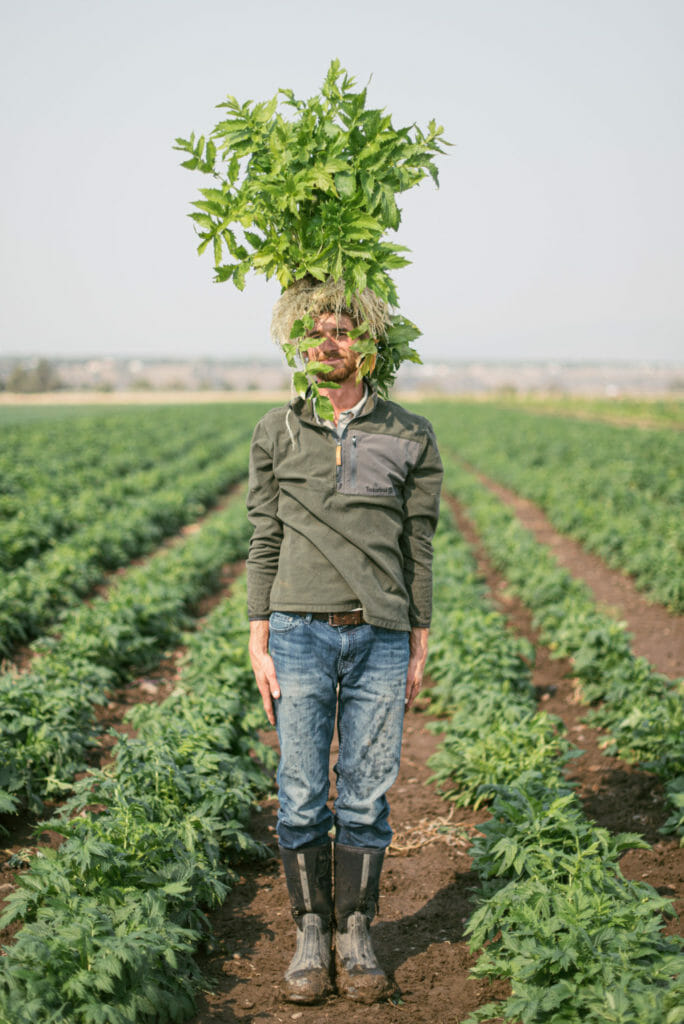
[285,406,297,449]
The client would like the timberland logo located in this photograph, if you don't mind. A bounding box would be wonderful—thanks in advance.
[365,485,395,495]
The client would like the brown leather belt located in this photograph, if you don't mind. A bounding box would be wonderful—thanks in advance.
[308,610,366,627]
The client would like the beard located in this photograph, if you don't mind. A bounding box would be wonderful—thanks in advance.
[311,348,360,385]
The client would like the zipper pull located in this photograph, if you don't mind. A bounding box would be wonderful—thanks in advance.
[336,443,342,466]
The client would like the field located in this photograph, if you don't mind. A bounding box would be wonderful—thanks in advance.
[0,397,682,1024]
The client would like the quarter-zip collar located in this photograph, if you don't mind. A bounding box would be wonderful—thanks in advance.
[323,383,369,439]
[291,383,379,428]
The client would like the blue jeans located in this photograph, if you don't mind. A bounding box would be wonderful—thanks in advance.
[269,612,409,851]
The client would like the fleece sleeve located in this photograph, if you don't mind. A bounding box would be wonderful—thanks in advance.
[399,425,443,628]
[246,418,283,619]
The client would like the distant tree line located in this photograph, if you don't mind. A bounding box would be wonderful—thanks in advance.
[2,359,63,393]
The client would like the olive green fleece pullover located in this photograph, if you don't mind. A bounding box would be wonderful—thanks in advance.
[246,389,442,631]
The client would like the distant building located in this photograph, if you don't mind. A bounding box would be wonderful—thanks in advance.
[1,356,682,397]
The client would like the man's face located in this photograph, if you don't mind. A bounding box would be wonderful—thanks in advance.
[304,313,360,384]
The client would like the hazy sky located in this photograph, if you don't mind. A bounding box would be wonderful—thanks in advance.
[1,0,682,364]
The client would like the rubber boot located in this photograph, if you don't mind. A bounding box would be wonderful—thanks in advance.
[280,842,333,1004]
[334,843,392,1003]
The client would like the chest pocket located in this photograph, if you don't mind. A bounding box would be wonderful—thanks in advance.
[338,432,423,497]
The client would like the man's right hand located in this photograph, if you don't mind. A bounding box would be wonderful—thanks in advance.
[248,619,280,726]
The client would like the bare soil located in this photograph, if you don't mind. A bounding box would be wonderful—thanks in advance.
[0,391,290,407]
[447,497,683,937]
[189,710,507,1024]
[2,484,681,1023]
[187,495,682,1022]
[0,485,243,676]
[468,466,684,678]
[0,554,246,947]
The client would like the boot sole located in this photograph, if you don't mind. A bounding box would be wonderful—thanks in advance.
[335,967,393,1004]
[282,983,333,1005]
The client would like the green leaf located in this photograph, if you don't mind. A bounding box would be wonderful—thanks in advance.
[290,314,314,339]
[281,342,298,366]
[314,393,335,420]
[0,789,18,814]
[214,263,235,282]
[351,263,367,294]
[162,880,190,896]
[177,60,450,394]
[233,263,248,291]
[332,247,344,282]
[386,317,422,346]
[335,171,356,198]
[350,336,376,356]
[304,360,334,376]
[293,371,308,395]
[189,212,214,231]
[304,263,328,282]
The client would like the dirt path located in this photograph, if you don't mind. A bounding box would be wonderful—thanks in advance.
[189,490,683,1023]
[2,474,681,1020]
[448,496,683,936]
[1,484,244,674]
[468,466,684,678]
[189,710,508,1024]
[190,673,681,1024]
[0,559,246,947]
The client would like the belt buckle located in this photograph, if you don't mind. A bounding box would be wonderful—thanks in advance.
[328,610,363,627]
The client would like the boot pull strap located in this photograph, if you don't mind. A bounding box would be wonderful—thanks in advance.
[359,852,370,904]
[297,852,312,912]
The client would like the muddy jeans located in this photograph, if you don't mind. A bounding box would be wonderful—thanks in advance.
[269,612,409,851]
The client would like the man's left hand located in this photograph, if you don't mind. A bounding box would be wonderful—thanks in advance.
[405,627,429,708]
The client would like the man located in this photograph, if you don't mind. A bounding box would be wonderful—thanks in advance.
[247,299,442,1005]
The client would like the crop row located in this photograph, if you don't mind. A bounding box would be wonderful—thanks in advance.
[0,440,252,662]
[425,401,684,610]
[427,509,682,1024]
[0,491,252,821]
[1,407,180,507]
[0,575,275,1024]
[0,403,269,515]
[0,422,253,572]
[441,455,684,839]
[478,395,684,428]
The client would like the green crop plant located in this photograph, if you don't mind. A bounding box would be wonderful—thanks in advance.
[0,410,250,570]
[176,60,448,409]
[0,404,261,519]
[437,453,684,840]
[0,438,252,661]
[425,401,683,612]
[426,509,683,1024]
[0,491,253,821]
[0,577,276,1024]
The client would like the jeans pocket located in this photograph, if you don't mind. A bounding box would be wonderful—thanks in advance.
[269,611,302,633]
